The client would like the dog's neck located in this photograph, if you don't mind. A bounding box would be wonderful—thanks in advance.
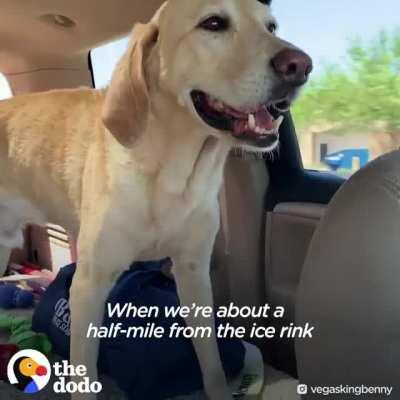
[119,104,231,197]
[147,114,230,196]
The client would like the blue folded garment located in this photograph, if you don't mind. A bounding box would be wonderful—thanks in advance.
[32,260,245,400]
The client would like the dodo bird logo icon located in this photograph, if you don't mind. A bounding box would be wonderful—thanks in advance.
[7,350,51,393]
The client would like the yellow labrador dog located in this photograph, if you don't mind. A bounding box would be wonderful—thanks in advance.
[0,0,311,398]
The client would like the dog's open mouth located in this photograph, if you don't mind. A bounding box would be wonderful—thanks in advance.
[191,90,289,147]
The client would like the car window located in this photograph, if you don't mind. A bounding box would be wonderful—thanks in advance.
[91,3,400,178]
[91,37,129,88]
[0,73,12,100]
[274,0,400,177]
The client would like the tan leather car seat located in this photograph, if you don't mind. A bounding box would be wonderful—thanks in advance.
[296,150,400,398]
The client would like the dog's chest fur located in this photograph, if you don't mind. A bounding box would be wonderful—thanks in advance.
[106,139,230,261]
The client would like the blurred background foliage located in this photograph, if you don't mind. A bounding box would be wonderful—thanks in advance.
[293,29,400,134]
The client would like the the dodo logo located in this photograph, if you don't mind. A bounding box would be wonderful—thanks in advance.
[7,350,51,394]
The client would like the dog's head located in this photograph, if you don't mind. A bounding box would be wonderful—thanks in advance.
[103,0,312,152]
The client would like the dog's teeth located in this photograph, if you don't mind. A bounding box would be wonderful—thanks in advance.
[248,114,256,129]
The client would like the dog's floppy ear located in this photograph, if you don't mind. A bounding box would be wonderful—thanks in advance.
[102,22,159,147]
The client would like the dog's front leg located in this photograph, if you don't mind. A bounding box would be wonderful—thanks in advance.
[174,259,232,400]
[69,214,138,400]
[173,213,232,400]
[69,274,112,400]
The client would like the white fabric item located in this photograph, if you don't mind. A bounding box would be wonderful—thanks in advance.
[263,364,300,400]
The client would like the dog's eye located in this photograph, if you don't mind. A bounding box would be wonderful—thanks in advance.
[267,22,277,34]
[199,16,230,32]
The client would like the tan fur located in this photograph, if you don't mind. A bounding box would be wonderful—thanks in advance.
[0,1,309,399]
[103,22,159,147]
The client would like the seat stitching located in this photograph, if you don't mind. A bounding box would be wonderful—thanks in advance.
[380,176,400,201]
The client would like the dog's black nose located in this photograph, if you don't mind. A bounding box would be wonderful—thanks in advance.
[271,48,313,86]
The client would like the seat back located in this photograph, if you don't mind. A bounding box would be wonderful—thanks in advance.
[296,151,400,397]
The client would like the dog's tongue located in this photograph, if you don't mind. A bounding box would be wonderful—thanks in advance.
[232,107,275,136]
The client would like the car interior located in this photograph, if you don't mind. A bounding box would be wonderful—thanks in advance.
[0,0,399,399]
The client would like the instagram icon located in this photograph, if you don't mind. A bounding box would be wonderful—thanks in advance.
[297,384,308,395]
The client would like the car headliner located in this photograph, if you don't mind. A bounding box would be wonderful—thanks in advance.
[0,0,164,73]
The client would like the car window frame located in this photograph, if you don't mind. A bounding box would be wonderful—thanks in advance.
[265,112,345,211]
